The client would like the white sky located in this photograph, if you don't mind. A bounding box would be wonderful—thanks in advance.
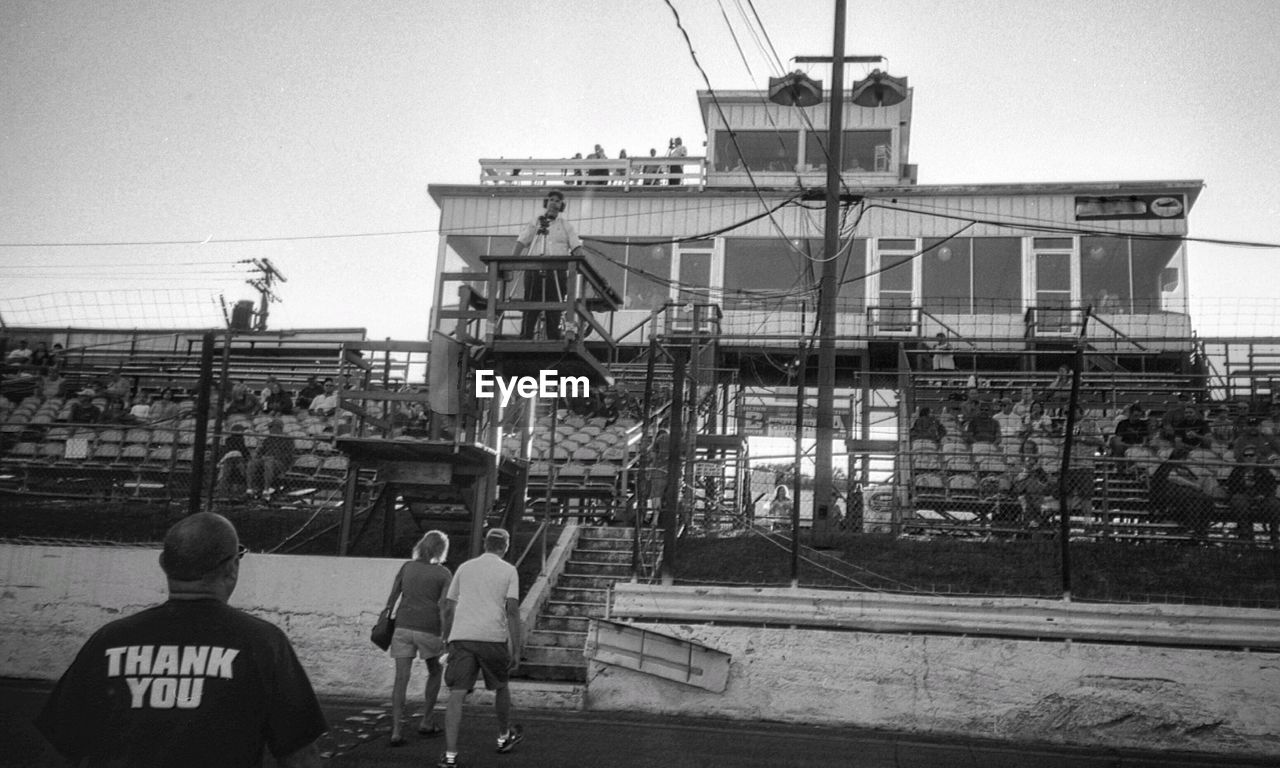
[2,0,1278,338]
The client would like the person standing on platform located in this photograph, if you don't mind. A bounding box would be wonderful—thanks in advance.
[512,190,584,340]
[35,512,326,767]
[437,528,524,768]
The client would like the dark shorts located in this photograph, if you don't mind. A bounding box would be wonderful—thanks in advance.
[444,640,511,692]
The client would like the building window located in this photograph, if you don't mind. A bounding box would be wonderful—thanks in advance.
[1080,236,1131,314]
[804,130,893,172]
[713,130,799,172]
[721,238,865,311]
[1131,238,1181,313]
[972,238,1022,314]
[921,238,971,313]
[623,242,672,310]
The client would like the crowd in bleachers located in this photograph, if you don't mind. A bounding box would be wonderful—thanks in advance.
[907,381,1280,543]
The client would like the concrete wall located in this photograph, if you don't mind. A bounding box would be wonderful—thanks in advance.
[6,543,1278,757]
[0,543,403,699]
[586,623,1280,758]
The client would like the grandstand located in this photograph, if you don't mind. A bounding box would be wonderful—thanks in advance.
[4,73,1280,686]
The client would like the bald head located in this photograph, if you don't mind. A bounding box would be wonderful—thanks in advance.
[159,512,239,582]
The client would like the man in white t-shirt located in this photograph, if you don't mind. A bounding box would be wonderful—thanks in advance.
[438,528,523,767]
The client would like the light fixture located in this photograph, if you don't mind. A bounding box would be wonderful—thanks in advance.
[849,69,908,108]
[768,70,824,108]
[937,246,952,262]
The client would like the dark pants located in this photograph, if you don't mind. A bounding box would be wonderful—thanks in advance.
[522,269,567,339]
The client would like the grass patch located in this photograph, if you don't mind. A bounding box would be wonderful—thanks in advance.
[673,532,1280,607]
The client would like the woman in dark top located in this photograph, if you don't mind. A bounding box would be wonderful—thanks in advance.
[383,530,452,746]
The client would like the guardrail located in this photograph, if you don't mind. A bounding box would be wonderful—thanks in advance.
[610,583,1280,650]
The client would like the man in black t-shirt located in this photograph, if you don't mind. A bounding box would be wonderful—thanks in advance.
[36,512,326,767]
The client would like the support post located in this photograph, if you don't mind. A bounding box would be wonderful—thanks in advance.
[188,331,215,516]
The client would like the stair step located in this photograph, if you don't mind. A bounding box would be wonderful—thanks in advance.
[572,549,634,565]
[543,600,607,619]
[527,628,587,648]
[535,615,591,634]
[556,574,622,591]
[516,662,586,683]
[524,644,588,667]
[551,586,610,604]
[564,560,633,577]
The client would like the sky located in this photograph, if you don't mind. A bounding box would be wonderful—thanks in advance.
[2,0,1279,339]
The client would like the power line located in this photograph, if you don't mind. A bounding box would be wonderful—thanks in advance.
[0,228,434,249]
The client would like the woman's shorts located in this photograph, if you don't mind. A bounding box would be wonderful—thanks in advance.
[389,627,445,661]
[444,640,510,691]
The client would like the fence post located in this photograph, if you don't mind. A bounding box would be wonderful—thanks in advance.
[188,331,215,516]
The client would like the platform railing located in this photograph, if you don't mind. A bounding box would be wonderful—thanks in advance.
[479,156,706,189]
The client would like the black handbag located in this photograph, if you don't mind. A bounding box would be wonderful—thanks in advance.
[371,607,395,651]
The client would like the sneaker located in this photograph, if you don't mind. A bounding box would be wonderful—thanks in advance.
[437,754,460,768]
[495,724,524,753]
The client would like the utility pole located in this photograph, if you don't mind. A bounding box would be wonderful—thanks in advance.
[794,2,882,537]
[245,258,287,332]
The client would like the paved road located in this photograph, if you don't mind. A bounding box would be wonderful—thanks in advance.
[2,679,1271,767]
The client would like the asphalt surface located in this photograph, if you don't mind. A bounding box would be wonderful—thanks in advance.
[2,678,1273,767]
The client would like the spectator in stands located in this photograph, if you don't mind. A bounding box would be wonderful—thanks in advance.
[40,370,69,400]
[1226,447,1280,543]
[259,376,281,402]
[128,396,152,421]
[29,341,53,373]
[48,343,65,373]
[1232,416,1280,461]
[963,401,1002,446]
[104,371,133,402]
[1047,364,1072,400]
[928,332,956,373]
[959,388,982,425]
[309,378,340,417]
[148,388,180,422]
[247,419,296,500]
[909,407,946,445]
[295,375,324,410]
[1161,394,1212,449]
[1149,447,1214,540]
[69,389,101,424]
[215,424,250,498]
[100,398,136,425]
[5,339,32,365]
[1065,406,1104,527]
[1020,400,1055,440]
[1070,406,1105,454]
[262,379,293,416]
[225,380,261,416]
[1011,386,1035,419]
[994,398,1021,439]
[1012,452,1052,529]
[1108,403,1150,458]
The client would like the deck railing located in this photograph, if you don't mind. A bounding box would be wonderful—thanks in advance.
[479,156,706,189]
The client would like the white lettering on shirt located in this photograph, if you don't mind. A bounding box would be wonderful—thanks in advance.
[105,645,240,710]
